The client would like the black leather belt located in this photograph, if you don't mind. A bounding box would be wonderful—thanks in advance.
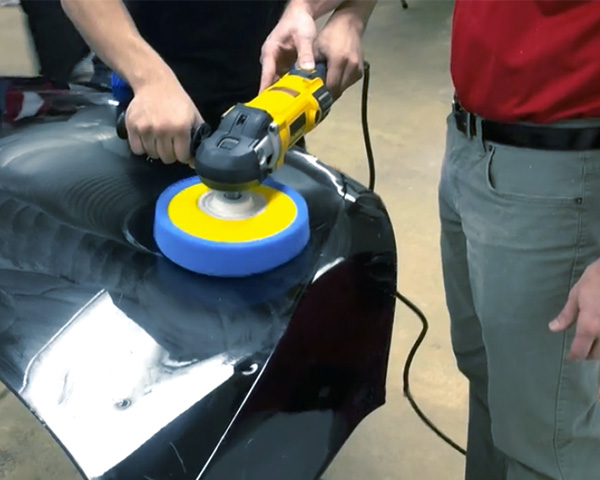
[453,100,600,151]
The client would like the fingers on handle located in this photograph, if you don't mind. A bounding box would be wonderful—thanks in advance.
[128,134,146,156]
[157,134,177,164]
[260,54,277,92]
[294,29,316,70]
[326,59,345,100]
[140,134,159,160]
[173,129,192,164]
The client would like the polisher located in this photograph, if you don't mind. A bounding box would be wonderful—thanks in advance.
[151,65,333,277]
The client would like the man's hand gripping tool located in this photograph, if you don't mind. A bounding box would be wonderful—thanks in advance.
[116,63,332,192]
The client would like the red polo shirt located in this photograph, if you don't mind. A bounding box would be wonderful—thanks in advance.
[451,1,600,123]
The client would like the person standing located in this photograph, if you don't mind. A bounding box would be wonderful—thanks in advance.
[261,1,600,479]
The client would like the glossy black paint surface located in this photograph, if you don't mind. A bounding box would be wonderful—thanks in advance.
[0,78,397,480]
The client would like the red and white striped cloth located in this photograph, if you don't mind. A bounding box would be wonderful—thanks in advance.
[2,80,69,124]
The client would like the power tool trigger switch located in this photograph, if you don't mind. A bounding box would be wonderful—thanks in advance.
[218,137,240,150]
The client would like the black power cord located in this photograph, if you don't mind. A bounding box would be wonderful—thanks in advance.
[396,292,467,456]
[361,61,376,191]
[360,61,466,456]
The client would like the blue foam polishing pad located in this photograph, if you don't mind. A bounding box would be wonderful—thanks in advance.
[153,177,310,277]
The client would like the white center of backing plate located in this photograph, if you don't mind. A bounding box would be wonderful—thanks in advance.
[197,191,267,220]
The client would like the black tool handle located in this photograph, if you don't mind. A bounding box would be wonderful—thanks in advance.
[116,110,128,139]
[115,110,212,154]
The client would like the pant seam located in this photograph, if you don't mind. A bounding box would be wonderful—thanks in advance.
[553,152,586,480]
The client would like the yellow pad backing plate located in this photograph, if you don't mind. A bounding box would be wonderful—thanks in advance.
[167,183,297,243]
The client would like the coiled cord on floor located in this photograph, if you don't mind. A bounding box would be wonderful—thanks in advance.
[360,61,466,456]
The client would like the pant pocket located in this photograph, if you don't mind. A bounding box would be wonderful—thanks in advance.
[485,144,585,206]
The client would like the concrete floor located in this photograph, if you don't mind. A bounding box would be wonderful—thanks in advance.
[0,1,467,479]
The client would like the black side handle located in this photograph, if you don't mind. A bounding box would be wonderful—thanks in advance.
[116,110,128,139]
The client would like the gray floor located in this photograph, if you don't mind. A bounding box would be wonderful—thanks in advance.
[0,1,467,479]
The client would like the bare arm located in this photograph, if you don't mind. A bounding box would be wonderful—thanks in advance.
[292,0,349,19]
[326,0,377,34]
[61,0,202,164]
[61,0,173,90]
[316,0,377,98]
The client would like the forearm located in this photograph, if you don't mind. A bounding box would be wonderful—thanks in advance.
[285,0,346,19]
[329,0,377,34]
[286,0,377,24]
[60,0,176,91]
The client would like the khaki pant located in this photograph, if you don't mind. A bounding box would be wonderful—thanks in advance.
[439,113,600,480]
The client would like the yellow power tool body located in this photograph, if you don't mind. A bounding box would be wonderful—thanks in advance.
[194,64,333,191]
